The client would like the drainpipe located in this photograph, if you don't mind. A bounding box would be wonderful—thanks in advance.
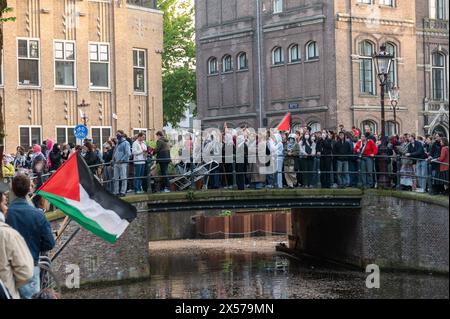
[256,0,264,128]
[349,0,355,127]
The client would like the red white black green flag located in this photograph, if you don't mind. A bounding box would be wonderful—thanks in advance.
[37,152,137,243]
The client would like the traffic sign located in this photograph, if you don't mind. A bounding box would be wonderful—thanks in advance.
[74,125,89,140]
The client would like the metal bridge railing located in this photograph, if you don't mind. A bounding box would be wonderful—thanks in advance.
[4,154,446,196]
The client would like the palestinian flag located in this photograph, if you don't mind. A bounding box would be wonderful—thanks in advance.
[37,152,137,243]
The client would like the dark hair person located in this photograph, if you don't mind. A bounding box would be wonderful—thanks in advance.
[6,174,56,299]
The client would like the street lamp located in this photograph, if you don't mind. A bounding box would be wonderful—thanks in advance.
[373,44,395,188]
[389,85,400,136]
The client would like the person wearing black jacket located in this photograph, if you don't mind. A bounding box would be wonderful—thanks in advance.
[333,131,353,188]
[49,144,62,171]
[429,134,443,194]
[405,134,428,193]
[102,141,114,193]
[235,135,248,190]
[316,131,333,188]
[83,141,100,174]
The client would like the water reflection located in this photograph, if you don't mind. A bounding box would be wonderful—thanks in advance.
[64,246,449,299]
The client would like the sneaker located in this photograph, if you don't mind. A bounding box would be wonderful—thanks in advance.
[415,188,425,193]
[163,189,171,193]
[119,193,126,197]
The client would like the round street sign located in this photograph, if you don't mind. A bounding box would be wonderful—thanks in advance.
[74,125,89,140]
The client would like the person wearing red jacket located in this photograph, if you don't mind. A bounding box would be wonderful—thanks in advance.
[354,133,378,188]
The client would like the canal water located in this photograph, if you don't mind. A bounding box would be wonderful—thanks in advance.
[64,237,449,299]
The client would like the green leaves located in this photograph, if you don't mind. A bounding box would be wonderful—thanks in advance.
[157,0,196,126]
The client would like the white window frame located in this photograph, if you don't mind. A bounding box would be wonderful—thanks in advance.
[55,126,77,145]
[385,42,398,88]
[359,40,376,95]
[18,125,42,150]
[208,57,218,75]
[17,37,41,88]
[273,0,283,13]
[431,52,448,101]
[272,47,284,65]
[379,0,395,7]
[133,48,147,95]
[289,44,301,63]
[361,120,378,135]
[306,41,319,61]
[222,55,233,73]
[89,42,110,90]
[308,122,321,133]
[237,52,248,71]
[358,0,373,4]
[132,128,148,137]
[54,40,77,89]
[91,126,112,146]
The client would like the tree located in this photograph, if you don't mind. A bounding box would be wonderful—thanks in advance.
[157,0,196,127]
[0,0,15,178]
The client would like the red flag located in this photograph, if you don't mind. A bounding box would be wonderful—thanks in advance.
[277,113,291,131]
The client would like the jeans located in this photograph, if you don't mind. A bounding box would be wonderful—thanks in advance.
[134,164,145,192]
[349,160,359,187]
[103,165,113,193]
[159,162,170,190]
[114,163,128,195]
[19,266,40,299]
[266,173,274,187]
[416,160,428,190]
[337,160,350,187]
[360,157,374,188]
[277,156,284,189]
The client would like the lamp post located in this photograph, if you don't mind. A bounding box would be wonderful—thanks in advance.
[389,85,400,136]
[373,44,395,188]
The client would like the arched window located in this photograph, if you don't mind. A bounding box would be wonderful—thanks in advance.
[272,47,284,65]
[237,52,248,70]
[292,123,302,133]
[306,41,319,60]
[308,122,321,133]
[289,44,300,63]
[222,55,233,73]
[432,52,447,101]
[385,42,398,87]
[208,57,218,75]
[361,120,377,136]
[385,121,399,137]
[359,40,375,95]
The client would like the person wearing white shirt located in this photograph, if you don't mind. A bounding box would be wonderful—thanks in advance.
[132,133,148,194]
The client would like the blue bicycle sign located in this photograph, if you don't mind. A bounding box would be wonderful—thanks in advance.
[73,125,89,140]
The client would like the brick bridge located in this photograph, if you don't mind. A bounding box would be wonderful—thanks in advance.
[47,189,449,285]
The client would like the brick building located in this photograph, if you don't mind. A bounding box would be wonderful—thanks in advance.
[195,0,449,136]
[0,0,163,153]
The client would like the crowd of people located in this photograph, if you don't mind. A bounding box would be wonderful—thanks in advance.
[0,124,448,299]
[1,175,56,299]
[1,125,449,198]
